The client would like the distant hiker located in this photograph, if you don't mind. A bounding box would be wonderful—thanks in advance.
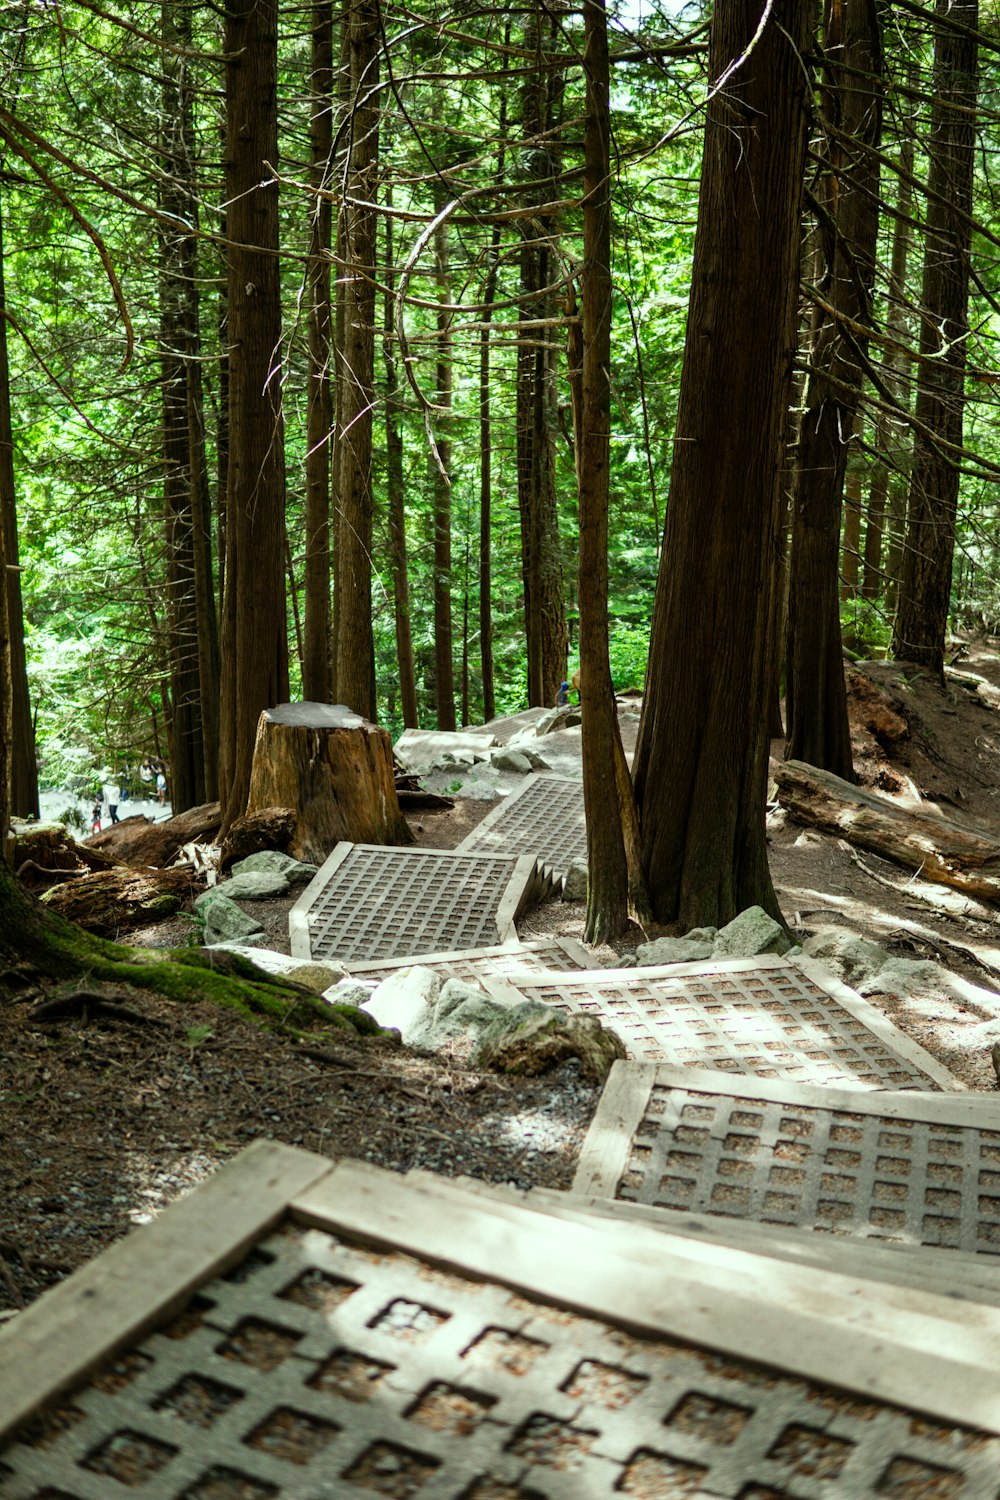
[90,798,102,834]
[119,767,131,803]
[102,777,120,825]
[139,760,154,797]
[156,766,167,805]
[556,681,570,707]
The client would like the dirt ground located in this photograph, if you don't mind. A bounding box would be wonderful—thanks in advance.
[5,641,1000,1318]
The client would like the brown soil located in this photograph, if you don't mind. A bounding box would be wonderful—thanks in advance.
[5,640,1000,1318]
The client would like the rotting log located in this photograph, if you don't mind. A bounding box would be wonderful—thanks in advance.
[11,824,120,885]
[40,866,199,936]
[86,803,221,870]
[246,703,413,865]
[775,759,1000,905]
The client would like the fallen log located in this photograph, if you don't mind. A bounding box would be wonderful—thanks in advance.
[40,866,199,936]
[774,759,1000,906]
[86,803,222,870]
[246,703,412,864]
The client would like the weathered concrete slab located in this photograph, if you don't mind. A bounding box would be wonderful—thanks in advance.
[348,935,593,985]
[574,1060,999,1254]
[484,954,962,1090]
[288,842,548,963]
[457,772,587,887]
[8,1155,1000,1495]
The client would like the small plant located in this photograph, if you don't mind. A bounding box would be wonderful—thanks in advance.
[185,1023,214,1055]
[448,778,463,793]
[57,804,88,834]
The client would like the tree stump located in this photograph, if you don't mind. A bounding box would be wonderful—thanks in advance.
[246,703,413,865]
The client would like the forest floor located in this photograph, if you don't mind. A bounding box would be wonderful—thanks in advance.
[5,640,1000,1318]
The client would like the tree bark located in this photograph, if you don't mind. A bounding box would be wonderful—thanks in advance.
[0,192,38,820]
[383,198,418,728]
[431,191,456,732]
[246,703,412,864]
[785,0,881,780]
[891,0,977,674]
[303,0,334,704]
[578,0,632,945]
[634,0,811,929]
[516,8,567,708]
[218,0,290,835]
[333,0,379,720]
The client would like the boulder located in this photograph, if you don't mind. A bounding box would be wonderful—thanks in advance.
[231,850,318,884]
[363,966,442,1043]
[713,906,791,958]
[195,889,265,945]
[476,1009,626,1084]
[802,927,888,986]
[286,961,351,993]
[321,978,374,1009]
[638,934,716,965]
[491,748,533,775]
[562,860,588,902]
[410,979,513,1048]
[220,870,291,901]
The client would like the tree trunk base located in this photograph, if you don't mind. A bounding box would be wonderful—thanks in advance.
[247,703,413,865]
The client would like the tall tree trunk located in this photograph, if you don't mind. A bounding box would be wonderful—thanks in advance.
[634,0,811,929]
[159,0,207,814]
[478,34,511,725]
[578,0,630,944]
[517,8,567,708]
[891,0,977,674]
[864,75,916,602]
[332,0,378,719]
[303,0,334,703]
[383,198,418,727]
[840,413,863,600]
[785,0,881,779]
[218,0,289,834]
[432,195,456,731]
[0,190,37,820]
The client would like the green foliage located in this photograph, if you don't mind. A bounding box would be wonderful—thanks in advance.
[840,600,892,659]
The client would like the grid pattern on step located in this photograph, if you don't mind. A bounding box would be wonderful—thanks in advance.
[6,1220,1000,1499]
[619,1083,1000,1255]
[459,774,586,877]
[496,964,940,1088]
[350,939,586,986]
[302,847,522,963]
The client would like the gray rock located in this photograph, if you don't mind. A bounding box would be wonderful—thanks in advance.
[856,958,945,1000]
[524,751,552,771]
[802,928,888,985]
[363,966,442,1043]
[321,977,375,1009]
[195,892,265,945]
[531,706,582,736]
[562,860,588,902]
[686,927,719,944]
[286,961,350,993]
[220,870,291,901]
[637,936,714,965]
[713,906,791,958]
[231,850,318,884]
[491,748,533,774]
[411,980,512,1048]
